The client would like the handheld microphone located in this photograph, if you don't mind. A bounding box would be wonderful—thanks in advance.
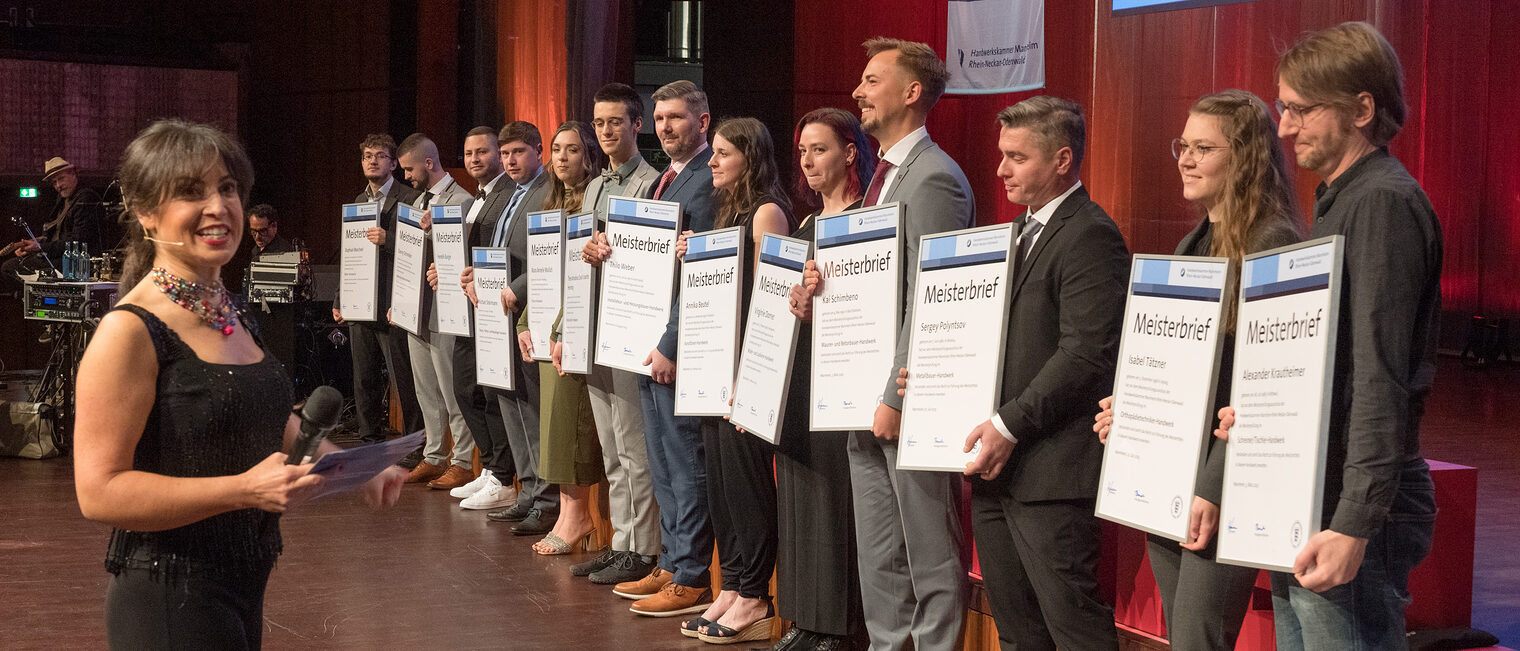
[287,385,344,464]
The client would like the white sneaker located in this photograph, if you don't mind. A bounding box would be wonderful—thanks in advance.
[459,475,516,510]
[449,468,494,499]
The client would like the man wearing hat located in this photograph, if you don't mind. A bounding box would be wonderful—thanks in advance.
[2,157,106,292]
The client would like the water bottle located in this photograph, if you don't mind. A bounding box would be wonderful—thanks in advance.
[62,241,75,280]
[79,242,91,281]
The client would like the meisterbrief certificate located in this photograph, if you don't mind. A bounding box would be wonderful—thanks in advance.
[595,196,681,375]
[431,204,472,337]
[471,247,516,390]
[526,210,564,362]
[896,223,1016,472]
[339,202,380,321]
[390,203,428,336]
[810,203,902,431]
[1096,255,1233,540]
[560,212,596,375]
[730,234,809,444]
[1216,236,1343,572]
[675,226,745,416]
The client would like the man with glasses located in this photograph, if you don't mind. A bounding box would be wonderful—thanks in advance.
[334,134,424,447]
[1220,22,1443,649]
[247,204,295,262]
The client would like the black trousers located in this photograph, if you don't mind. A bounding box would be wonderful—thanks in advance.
[776,428,863,636]
[970,482,1118,651]
[704,419,777,598]
[105,564,272,651]
[451,337,508,475]
[349,320,422,443]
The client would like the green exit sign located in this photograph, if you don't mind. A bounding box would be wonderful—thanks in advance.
[19,187,38,198]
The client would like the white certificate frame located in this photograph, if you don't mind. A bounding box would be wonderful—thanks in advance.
[674,226,746,417]
[526,210,564,362]
[896,222,1016,472]
[730,233,810,443]
[339,201,380,322]
[1216,235,1344,572]
[1095,254,1233,541]
[471,247,516,391]
[430,204,473,337]
[594,196,683,375]
[809,202,903,431]
[560,212,597,375]
[389,203,428,336]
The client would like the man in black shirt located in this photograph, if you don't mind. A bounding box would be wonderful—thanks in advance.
[1222,21,1441,649]
[2,156,106,291]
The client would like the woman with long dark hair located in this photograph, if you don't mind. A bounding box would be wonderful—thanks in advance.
[1094,90,1303,650]
[674,117,793,644]
[73,119,405,649]
[517,120,608,556]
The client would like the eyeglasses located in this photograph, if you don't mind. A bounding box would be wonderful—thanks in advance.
[1170,138,1229,161]
[1273,99,1326,128]
[362,152,392,162]
[249,227,273,235]
[591,117,627,130]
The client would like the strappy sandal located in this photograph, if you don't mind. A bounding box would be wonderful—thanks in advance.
[679,616,710,638]
[697,600,775,644]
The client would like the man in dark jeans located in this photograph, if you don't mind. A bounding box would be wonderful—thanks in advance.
[1221,22,1441,650]
[333,134,424,447]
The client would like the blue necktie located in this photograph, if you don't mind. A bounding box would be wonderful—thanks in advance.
[492,185,528,247]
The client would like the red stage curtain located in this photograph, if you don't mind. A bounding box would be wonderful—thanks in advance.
[497,0,570,143]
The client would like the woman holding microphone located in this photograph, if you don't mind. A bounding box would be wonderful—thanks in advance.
[73,119,406,649]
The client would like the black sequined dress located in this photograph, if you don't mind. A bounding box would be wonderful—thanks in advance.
[103,304,292,581]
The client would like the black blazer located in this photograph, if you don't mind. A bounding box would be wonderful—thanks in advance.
[991,186,1130,502]
[349,179,420,311]
[41,187,106,260]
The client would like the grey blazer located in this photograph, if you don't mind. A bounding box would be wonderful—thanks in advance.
[878,135,976,409]
[413,174,474,333]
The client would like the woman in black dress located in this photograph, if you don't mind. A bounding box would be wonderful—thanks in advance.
[73,119,406,650]
[769,107,878,650]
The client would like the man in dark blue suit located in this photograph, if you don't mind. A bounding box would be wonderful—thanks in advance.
[584,80,717,617]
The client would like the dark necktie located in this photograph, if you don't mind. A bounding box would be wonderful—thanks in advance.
[862,159,896,207]
[1013,215,1044,276]
[652,167,678,200]
[421,190,434,209]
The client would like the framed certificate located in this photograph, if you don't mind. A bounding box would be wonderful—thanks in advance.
[810,203,902,430]
[472,247,516,391]
[389,203,428,336]
[1096,254,1233,540]
[339,201,380,322]
[594,196,682,375]
[1216,235,1344,572]
[430,204,472,337]
[674,226,745,416]
[526,210,564,362]
[730,233,809,443]
[896,223,1016,472]
[560,212,597,375]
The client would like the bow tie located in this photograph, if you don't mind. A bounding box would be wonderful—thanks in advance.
[600,169,622,184]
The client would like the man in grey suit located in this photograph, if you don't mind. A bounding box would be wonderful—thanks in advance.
[395,133,476,488]
[567,83,663,585]
[333,133,423,447]
[843,37,975,651]
[956,96,1127,650]
[431,126,520,509]
[468,121,558,534]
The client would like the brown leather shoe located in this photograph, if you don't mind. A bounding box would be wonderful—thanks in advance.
[628,581,712,617]
[612,566,672,600]
[405,461,446,484]
[427,464,474,490]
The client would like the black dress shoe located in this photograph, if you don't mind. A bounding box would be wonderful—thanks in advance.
[485,503,532,522]
[769,627,803,651]
[509,508,556,535]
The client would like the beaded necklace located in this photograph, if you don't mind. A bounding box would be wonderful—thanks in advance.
[151,266,237,336]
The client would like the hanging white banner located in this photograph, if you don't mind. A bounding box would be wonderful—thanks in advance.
[945,0,1045,95]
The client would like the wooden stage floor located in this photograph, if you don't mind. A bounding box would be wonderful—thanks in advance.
[1,356,1516,650]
